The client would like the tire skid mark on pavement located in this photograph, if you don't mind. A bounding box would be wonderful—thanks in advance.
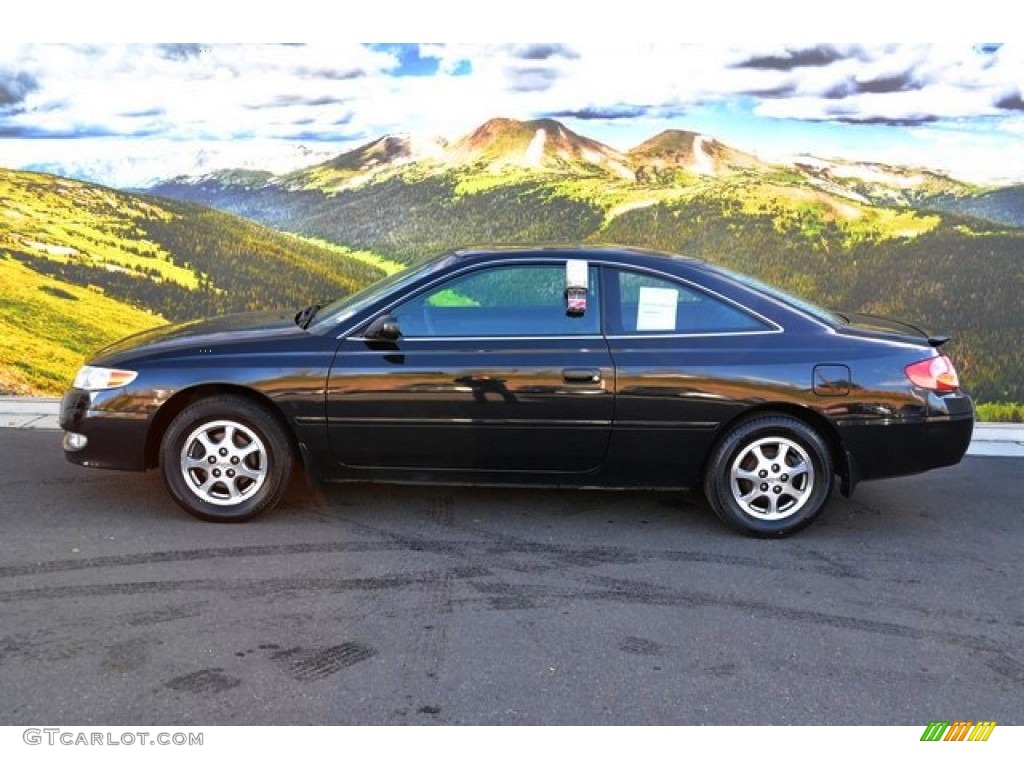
[4,563,1017,686]
[979,650,1024,683]
[302,507,874,582]
[270,642,377,682]
[393,494,458,723]
[125,601,206,627]
[187,511,1018,662]
[786,545,862,579]
[394,568,452,722]
[618,636,665,656]
[425,493,456,527]
[1,552,1014,661]
[454,572,1012,656]
[0,572,440,603]
[4,492,986,584]
[2,495,1017,683]
[0,541,414,578]
[164,667,241,694]
[156,641,378,700]
[0,626,95,664]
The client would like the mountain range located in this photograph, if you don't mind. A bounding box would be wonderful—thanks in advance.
[153,117,978,202]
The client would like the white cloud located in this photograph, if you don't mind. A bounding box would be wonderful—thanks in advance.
[0,44,397,141]
[3,43,1024,184]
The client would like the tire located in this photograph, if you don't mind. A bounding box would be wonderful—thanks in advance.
[704,415,833,537]
[159,395,294,523]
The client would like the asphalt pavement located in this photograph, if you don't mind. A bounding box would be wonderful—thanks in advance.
[0,426,1020,725]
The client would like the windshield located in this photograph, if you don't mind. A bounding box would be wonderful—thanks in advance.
[310,254,452,329]
[707,264,844,325]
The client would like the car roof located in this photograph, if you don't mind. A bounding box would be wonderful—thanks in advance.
[447,244,705,268]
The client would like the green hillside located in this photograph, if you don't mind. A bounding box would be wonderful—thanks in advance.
[0,168,386,394]
[0,256,161,394]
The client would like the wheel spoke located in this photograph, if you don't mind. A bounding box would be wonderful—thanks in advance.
[196,473,219,494]
[780,479,801,499]
[737,487,761,504]
[236,465,263,481]
[775,443,790,465]
[195,432,217,457]
[751,445,768,465]
[237,443,262,461]
[183,456,209,471]
[222,479,246,502]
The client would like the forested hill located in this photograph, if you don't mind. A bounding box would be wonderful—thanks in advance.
[0,168,385,394]
[921,185,1024,228]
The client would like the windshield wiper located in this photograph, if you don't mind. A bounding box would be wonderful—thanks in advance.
[295,302,323,329]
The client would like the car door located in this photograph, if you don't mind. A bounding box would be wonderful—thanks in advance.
[603,266,781,484]
[326,260,614,473]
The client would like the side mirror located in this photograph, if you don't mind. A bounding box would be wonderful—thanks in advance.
[364,315,401,341]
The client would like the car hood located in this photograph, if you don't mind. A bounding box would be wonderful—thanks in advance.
[91,310,305,365]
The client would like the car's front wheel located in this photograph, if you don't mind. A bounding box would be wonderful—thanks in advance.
[704,415,834,537]
[160,396,293,522]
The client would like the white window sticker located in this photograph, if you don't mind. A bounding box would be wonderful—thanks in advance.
[565,259,589,289]
[636,286,678,331]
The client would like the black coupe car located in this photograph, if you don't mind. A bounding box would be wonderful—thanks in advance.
[60,245,974,536]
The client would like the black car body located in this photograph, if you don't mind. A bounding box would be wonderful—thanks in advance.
[60,245,974,535]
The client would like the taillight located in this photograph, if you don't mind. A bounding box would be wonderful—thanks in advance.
[905,355,960,392]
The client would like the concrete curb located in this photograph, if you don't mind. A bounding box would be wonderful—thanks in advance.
[966,423,1024,457]
[0,397,61,430]
[2,396,1022,457]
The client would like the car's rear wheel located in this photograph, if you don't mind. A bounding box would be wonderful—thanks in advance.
[704,415,833,537]
[160,396,293,522]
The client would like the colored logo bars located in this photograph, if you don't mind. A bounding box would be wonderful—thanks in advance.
[920,721,997,742]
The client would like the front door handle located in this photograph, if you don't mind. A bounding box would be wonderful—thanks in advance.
[562,368,602,384]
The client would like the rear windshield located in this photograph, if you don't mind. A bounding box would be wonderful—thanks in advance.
[706,264,844,326]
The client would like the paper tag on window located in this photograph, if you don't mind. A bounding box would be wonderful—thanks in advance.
[636,286,678,331]
[566,259,588,290]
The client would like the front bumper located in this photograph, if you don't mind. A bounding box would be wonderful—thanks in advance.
[60,389,151,471]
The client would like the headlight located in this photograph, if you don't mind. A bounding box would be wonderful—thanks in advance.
[72,365,138,391]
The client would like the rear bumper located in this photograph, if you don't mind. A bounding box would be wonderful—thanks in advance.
[838,403,974,485]
[60,389,150,471]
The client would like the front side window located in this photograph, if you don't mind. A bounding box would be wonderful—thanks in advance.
[611,269,771,335]
[391,264,601,337]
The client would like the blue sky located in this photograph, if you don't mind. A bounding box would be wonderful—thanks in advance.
[1,41,1023,187]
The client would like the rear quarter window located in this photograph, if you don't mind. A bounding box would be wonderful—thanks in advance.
[612,270,771,335]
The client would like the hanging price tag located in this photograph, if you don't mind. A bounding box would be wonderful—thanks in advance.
[566,260,588,316]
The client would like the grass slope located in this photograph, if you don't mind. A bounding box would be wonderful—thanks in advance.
[0,256,163,394]
[1,168,389,394]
